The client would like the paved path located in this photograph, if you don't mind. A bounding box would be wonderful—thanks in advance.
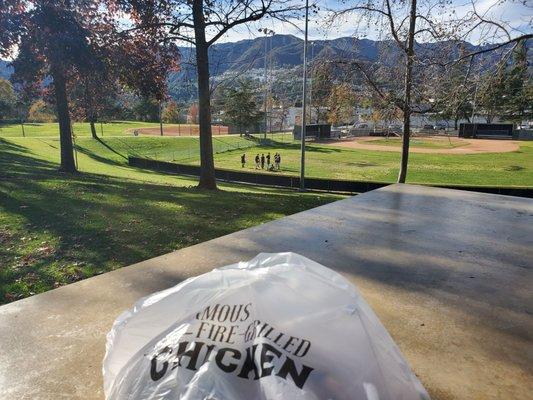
[326,136,520,154]
[0,184,531,399]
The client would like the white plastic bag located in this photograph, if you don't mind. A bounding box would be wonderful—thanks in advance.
[103,252,429,400]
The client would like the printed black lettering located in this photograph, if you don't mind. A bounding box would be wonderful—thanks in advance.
[294,339,311,357]
[257,322,270,337]
[212,324,227,342]
[196,321,209,338]
[226,325,237,344]
[196,304,220,321]
[260,343,282,378]
[177,341,204,371]
[283,336,297,352]
[273,332,284,345]
[242,303,252,321]
[217,304,231,322]
[215,348,241,373]
[150,347,171,381]
[276,356,314,389]
[237,345,259,380]
[229,304,243,322]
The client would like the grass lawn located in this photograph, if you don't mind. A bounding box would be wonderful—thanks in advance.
[0,134,342,304]
[0,121,206,138]
[1,121,531,303]
[182,138,533,187]
[0,120,158,138]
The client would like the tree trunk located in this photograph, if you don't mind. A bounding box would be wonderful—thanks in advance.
[159,102,164,136]
[193,0,217,190]
[86,81,97,139]
[90,119,97,139]
[397,0,417,184]
[52,68,76,173]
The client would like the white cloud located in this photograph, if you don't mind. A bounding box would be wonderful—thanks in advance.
[217,0,532,44]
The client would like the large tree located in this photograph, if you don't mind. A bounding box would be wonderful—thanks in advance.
[220,81,264,132]
[309,60,334,123]
[71,20,178,138]
[118,0,305,189]
[331,0,532,183]
[4,1,101,172]
[502,41,531,124]
[1,0,177,171]
[327,83,356,126]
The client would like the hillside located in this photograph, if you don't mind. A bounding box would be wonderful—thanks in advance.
[0,34,517,103]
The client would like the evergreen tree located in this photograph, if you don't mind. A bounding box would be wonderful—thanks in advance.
[477,66,507,123]
[221,82,264,132]
[503,41,531,123]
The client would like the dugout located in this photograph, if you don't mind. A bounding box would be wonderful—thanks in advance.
[459,123,514,139]
[293,124,332,140]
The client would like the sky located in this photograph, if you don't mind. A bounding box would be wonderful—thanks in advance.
[217,0,532,44]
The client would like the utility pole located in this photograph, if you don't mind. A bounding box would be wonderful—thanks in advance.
[300,0,309,191]
[309,42,314,123]
[259,28,274,140]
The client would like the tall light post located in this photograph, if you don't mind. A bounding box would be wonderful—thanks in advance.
[300,0,309,191]
[259,28,275,140]
[309,41,314,123]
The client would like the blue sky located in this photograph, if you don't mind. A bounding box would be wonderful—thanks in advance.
[219,0,532,44]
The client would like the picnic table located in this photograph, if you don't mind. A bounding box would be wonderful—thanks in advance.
[0,184,531,399]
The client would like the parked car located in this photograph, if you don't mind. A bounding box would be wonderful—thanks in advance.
[433,123,447,130]
[422,124,433,130]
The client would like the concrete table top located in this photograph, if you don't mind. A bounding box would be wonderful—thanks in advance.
[0,184,532,400]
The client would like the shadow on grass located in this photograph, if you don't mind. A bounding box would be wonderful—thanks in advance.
[74,138,127,167]
[0,138,338,303]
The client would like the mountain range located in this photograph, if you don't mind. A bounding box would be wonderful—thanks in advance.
[178,34,486,76]
[0,34,513,102]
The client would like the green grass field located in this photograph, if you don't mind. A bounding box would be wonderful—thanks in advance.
[181,138,533,187]
[0,120,161,137]
[0,128,341,304]
[2,122,531,186]
[2,120,531,303]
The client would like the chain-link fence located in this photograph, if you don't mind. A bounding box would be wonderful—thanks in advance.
[132,135,257,163]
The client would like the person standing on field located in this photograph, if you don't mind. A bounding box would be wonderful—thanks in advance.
[255,154,260,169]
[261,154,265,169]
[241,154,246,168]
[266,153,271,168]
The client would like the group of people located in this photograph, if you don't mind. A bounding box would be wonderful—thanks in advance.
[240,152,282,171]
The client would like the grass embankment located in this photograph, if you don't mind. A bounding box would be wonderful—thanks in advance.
[0,133,341,304]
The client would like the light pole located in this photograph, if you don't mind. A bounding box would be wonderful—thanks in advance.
[300,0,309,191]
[259,28,275,140]
[309,41,315,123]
